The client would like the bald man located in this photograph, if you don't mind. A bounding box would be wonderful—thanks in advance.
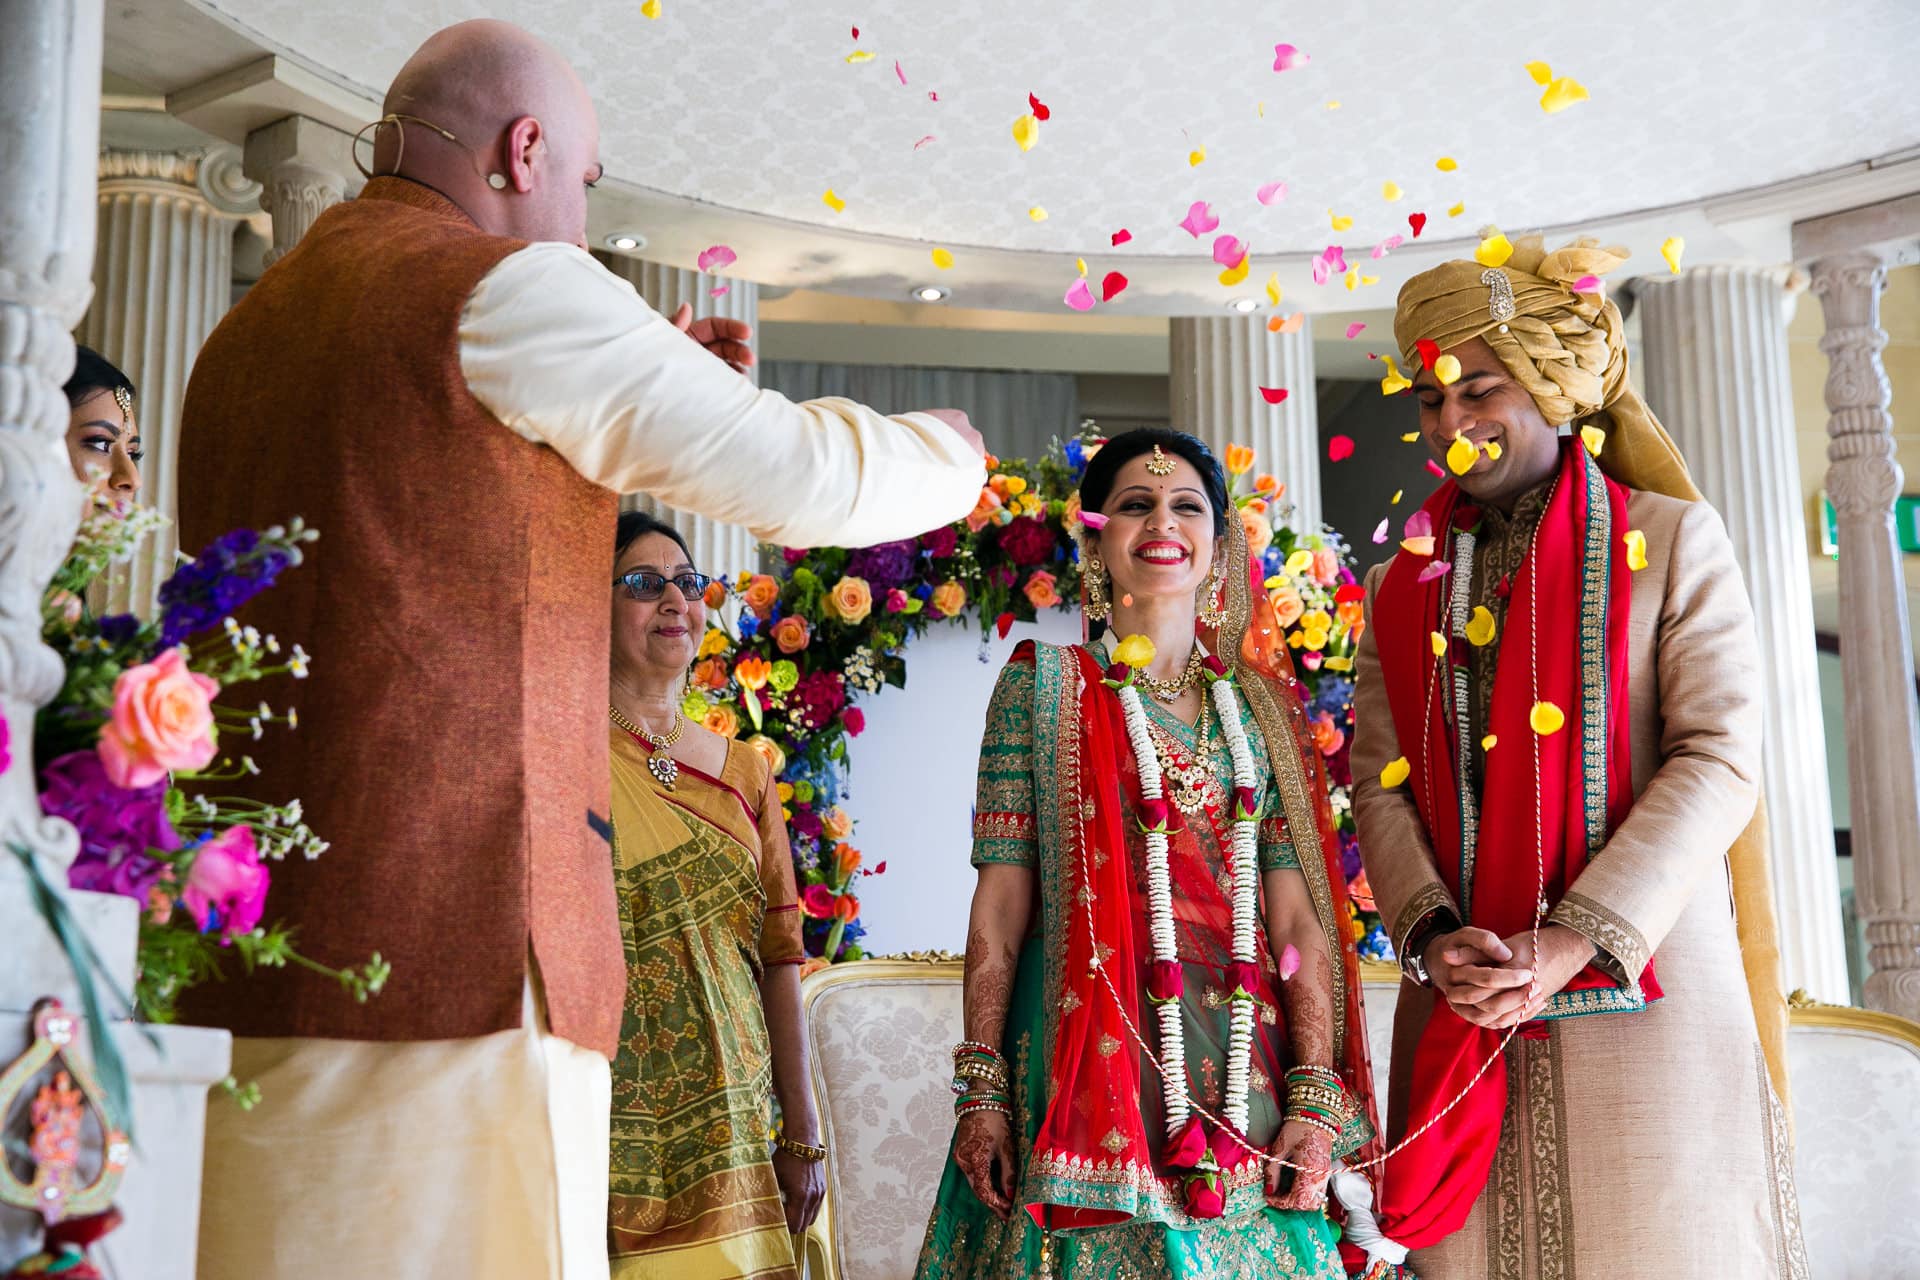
[179,20,985,1280]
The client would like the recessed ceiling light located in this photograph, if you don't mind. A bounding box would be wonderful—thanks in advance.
[1227,297,1260,313]
[910,284,950,303]
[604,232,647,252]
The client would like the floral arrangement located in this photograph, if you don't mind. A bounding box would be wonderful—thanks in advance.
[35,502,387,1038]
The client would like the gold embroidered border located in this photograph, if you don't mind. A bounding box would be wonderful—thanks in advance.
[974,811,1037,842]
[1757,1044,1812,1279]
[1488,1052,1524,1280]
[1391,879,1460,962]
[1526,1033,1574,1280]
[1576,452,1612,860]
[1549,891,1649,986]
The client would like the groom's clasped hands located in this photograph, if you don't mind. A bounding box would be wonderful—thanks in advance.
[1424,924,1598,1030]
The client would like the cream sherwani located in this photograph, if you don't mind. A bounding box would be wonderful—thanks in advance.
[1351,489,1809,1280]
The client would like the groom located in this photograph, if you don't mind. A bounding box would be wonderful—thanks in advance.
[1349,238,1806,1277]
[178,18,984,1280]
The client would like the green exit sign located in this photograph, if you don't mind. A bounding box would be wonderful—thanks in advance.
[1817,492,1920,558]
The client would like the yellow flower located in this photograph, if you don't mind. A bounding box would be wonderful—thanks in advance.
[697,628,731,659]
[930,580,967,618]
[825,576,873,624]
[703,704,740,738]
[1300,609,1332,633]
[748,734,789,776]
[1223,444,1255,476]
[1112,634,1157,668]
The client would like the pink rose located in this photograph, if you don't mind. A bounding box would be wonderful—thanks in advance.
[1183,1171,1225,1219]
[1164,1115,1208,1169]
[800,884,837,918]
[1023,570,1061,610]
[1310,546,1341,587]
[97,649,219,789]
[1146,959,1184,1005]
[841,707,866,736]
[182,825,269,941]
[1209,1123,1252,1173]
[885,588,910,614]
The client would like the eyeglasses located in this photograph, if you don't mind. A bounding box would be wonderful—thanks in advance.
[613,570,716,602]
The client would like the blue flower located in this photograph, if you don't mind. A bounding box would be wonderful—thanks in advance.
[737,611,760,639]
[155,527,292,648]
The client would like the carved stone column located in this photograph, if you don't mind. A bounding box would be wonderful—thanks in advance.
[1812,252,1920,1019]
[1170,313,1321,533]
[79,146,258,613]
[593,252,763,577]
[242,115,359,268]
[1638,265,1850,1001]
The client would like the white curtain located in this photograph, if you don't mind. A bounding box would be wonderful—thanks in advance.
[759,362,1078,463]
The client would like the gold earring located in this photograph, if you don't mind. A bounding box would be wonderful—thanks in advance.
[1084,553,1111,623]
[1198,566,1226,629]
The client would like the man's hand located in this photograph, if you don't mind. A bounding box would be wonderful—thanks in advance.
[669,302,755,375]
[1424,926,1531,1028]
[921,408,986,459]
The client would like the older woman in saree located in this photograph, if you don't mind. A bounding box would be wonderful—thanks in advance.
[915,430,1390,1280]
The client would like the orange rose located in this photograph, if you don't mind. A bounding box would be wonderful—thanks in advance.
[1271,583,1305,628]
[771,615,811,654]
[742,574,780,619]
[1309,710,1345,757]
[703,704,741,738]
[1240,506,1273,558]
[1024,570,1060,609]
[826,576,873,624]
[1309,547,1341,587]
[930,579,967,619]
[1062,492,1082,529]
[965,488,1003,533]
[692,656,729,690]
[1223,443,1255,476]
[821,807,853,841]
[743,733,787,775]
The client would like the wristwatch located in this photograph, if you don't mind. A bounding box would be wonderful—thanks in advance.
[1400,909,1458,989]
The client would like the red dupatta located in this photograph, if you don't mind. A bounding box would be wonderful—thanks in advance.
[1368,441,1654,1250]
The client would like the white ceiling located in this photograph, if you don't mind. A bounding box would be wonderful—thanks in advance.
[161,0,1920,311]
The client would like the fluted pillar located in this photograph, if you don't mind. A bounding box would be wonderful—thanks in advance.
[1637,265,1850,1002]
[1811,252,1920,1020]
[593,252,763,578]
[1170,314,1321,533]
[80,146,258,613]
[243,115,358,268]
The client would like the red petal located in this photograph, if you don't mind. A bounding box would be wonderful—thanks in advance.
[1028,92,1051,121]
[1112,228,1132,246]
[851,25,859,38]
[1101,271,1129,302]
[995,611,1015,639]
[1409,212,1428,238]
[1334,583,1366,604]
[1416,338,1441,370]
[1328,434,1355,462]
[874,860,887,873]
[1259,386,1289,405]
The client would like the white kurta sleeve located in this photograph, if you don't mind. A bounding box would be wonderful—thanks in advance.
[458,242,985,547]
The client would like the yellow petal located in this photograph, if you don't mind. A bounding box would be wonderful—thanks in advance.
[1382,181,1403,202]
[1112,633,1157,668]
[1361,273,1380,286]
[1265,273,1282,306]
[1580,424,1606,457]
[1434,354,1462,386]
[1661,236,1685,274]
[1430,631,1447,657]
[1330,209,1354,232]
[1475,233,1514,268]
[1481,734,1498,751]
[1448,201,1466,217]
[1380,756,1411,789]
[1465,605,1497,647]
[1400,432,1419,443]
[1380,356,1411,396]
[1436,156,1458,172]
[1219,255,1250,287]
[1028,206,1048,222]
[1400,535,1435,557]
[640,0,661,16]
[1012,113,1040,152]
[822,189,846,213]
[1344,267,1359,291]
[1323,656,1353,672]
[931,248,955,270]
[845,50,875,64]
[1540,77,1589,114]
[1325,100,1341,110]
[1484,441,1503,460]
[1391,489,1404,503]
[1447,435,1480,475]
[1285,550,1315,576]
[1624,529,1648,571]
[1529,700,1566,735]
[1076,257,1088,276]
[1524,60,1554,86]
[1189,146,1207,167]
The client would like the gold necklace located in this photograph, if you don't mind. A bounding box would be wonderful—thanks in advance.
[1133,646,1205,703]
[1150,696,1220,817]
[608,703,686,790]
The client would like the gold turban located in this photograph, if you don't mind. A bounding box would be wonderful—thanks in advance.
[1393,236,1794,1122]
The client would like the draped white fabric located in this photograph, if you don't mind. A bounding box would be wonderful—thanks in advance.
[760,362,1078,463]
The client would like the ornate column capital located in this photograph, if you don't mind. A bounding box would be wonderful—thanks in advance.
[242,116,358,267]
[97,145,262,217]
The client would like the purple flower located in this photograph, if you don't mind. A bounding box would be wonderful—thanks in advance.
[790,806,824,840]
[96,614,141,646]
[156,527,292,648]
[791,670,847,730]
[920,526,959,559]
[1339,830,1362,882]
[846,540,917,592]
[40,750,181,904]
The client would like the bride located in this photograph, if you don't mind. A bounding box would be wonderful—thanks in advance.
[915,429,1386,1278]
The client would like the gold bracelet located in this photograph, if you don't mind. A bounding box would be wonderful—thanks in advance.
[774,1133,828,1163]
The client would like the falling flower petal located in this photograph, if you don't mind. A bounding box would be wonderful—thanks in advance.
[1101,271,1129,302]
[1404,510,1434,539]
[1329,209,1354,232]
[1481,734,1498,750]
[1416,338,1441,370]
[850,25,859,38]
[1189,147,1207,167]
[1401,432,1419,443]
[1475,233,1514,268]
[1465,605,1497,647]
[1382,181,1404,202]
[1540,77,1589,114]
[1265,272,1282,306]
[708,284,729,297]
[931,248,955,270]
[696,244,736,273]
[1012,113,1040,152]
[1525,60,1554,86]
[895,59,907,84]
[1272,43,1310,71]
[1437,156,1458,171]
[1278,943,1302,981]
[1530,700,1567,735]
[1580,424,1606,457]
[1570,274,1600,293]
[1029,206,1048,221]
[912,134,936,150]
[1380,756,1411,788]
[822,189,846,212]
[1260,386,1290,405]
[1661,236,1686,274]
[1179,201,1220,238]
[1429,631,1448,656]
[1448,201,1465,217]
[1419,562,1452,586]
[1409,212,1428,237]
[928,90,939,102]
[1435,354,1462,386]
[1218,254,1250,287]
[1028,92,1051,122]
[1212,234,1248,268]
[1275,312,1305,333]
[1345,322,1367,339]
[996,612,1015,639]
[1372,517,1389,544]
[1425,459,1446,478]
[1371,234,1404,259]
[845,50,874,64]
[1076,257,1087,276]
[1257,180,1288,206]
[1064,277,1096,311]
[1328,434,1355,462]
[1624,529,1648,571]
[1447,435,1480,474]
[1078,510,1109,530]
[1326,100,1341,110]
[640,0,661,17]
[1380,356,1412,396]
[1112,228,1133,246]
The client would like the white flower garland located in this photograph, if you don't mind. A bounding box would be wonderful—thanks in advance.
[1112,640,1264,1136]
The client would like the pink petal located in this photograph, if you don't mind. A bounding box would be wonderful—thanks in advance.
[1371,234,1405,260]
[1078,510,1109,530]
[1425,459,1446,478]
[1178,201,1220,239]
[1112,228,1133,246]
[1328,434,1355,462]
[1326,245,1349,273]
[1571,274,1600,292]
[1372,517,1390,544]
[1277,943,1301,981]
[1256,180,1288,206]
[1272,43,1310,72]
[913,134,936,150]
[696,244,736,273]
[709,284,730,297]
[928,90,939,102]
[1345,322,1367,339]
[1405,510,1434,540]
[895,59,907,85]
[1211,233,1248,268]
[1417,560,1452,582]
[1312,260,1331,286]
[1064,278,1097,311]
[1259,386,1288,404]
